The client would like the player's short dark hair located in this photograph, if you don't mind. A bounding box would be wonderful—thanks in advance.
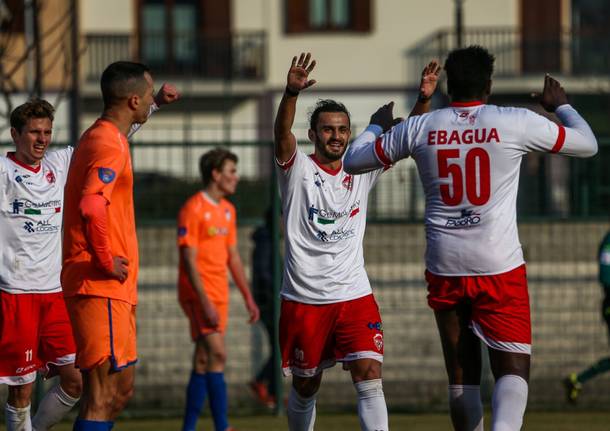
[199,147,238,187]
[100,61,151,108]
[444,45,495,100]
[308,99,351,130]
[10,99,55,133]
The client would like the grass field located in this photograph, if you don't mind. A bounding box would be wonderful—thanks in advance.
[2,411,609,430]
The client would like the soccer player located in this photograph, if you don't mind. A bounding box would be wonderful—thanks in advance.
[0,87,176,431]
[343,45,598,431]
[563,230,610,403]
[274,53,438,431]
[178,148,260,431]
[62,61,178,431]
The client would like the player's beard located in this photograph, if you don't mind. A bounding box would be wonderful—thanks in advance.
[315,137,347,162]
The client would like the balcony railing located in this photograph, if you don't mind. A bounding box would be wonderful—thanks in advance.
[405,27,610,85]
[84,32,267,82]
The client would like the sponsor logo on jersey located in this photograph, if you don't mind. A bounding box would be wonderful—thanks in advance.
[23,219,60,234]
[316,227,356,242]
[11,199,61,215]
[207,226,229,237]
[45,170,56,184]
[98,167,116,184]
[428,127,500,146]
[308,201,360,225]
[373,333,383,351]
[445,209,481,228]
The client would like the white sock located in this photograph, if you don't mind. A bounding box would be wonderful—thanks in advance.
[287,387,316,431]
[354,379,388,431]
[32,384,80,431]
[491,375,528,431]
[448,385,484,431]
[5,403,32,431]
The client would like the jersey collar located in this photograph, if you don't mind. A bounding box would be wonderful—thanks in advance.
[309,154,342,176]
[449,101,484,107]
[7,152,41,173]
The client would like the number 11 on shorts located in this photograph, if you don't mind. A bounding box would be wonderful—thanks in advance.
[25,349,33,362]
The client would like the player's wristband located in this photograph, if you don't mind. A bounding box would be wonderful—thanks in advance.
[285,86,299,97]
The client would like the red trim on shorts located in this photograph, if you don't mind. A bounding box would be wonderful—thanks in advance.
[374,138,392,167]
[276,150,297,170]
[7,152,41,173]
[309,154,342,175]
[449,101,484,107]
[550,124,566,153]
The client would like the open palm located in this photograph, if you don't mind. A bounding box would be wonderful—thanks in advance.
[419,60,441,100]
[287,52,317,93]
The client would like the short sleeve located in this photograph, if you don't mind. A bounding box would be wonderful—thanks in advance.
[81,141,128,203]
[177,200,201,248]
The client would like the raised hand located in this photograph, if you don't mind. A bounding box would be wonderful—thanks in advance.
[371,101,400,133]
[286,52,317,95]
[419,60,441,101]
[539,74,568,112]
[154,83,180,106]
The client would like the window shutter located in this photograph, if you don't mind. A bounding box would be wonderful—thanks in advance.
[351,0,371,33]
[285,0,309,33]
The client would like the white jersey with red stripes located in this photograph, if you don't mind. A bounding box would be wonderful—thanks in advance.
[277,150,382,304]
[0,148,73,294]
[347,102,596,276]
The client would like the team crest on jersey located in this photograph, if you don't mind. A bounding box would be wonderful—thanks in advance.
[15,175,23,183]
[204,212,211,221]
[373,333,383,351]
[98,167,116,184]
[225,209,231,221]
[342,174,353,191]
[177,226,187,237]
[45,170,56,184]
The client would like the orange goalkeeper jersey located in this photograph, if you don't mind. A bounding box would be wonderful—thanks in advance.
[177,192,237,304]
[62,119,139,305]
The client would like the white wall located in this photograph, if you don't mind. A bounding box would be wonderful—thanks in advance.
[81,0,134,33]
[232,0,519,88]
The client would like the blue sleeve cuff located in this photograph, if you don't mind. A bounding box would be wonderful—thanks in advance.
[366,124,383,138]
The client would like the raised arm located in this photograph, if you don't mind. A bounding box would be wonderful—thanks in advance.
[128,83,180,139]
[534,75,597,157]
[274,53,317,164]
[409,60,440,117]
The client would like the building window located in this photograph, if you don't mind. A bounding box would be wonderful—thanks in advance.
[139,0,199,72]
[285,0,371,34]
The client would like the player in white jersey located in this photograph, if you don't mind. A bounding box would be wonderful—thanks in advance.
[344,46,598,431]
[0,88,178,431]
[275,53,439,431]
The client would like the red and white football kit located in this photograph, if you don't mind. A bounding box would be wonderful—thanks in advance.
[345,103,597,354]
[276,149,385,377]
[0,148,75,385]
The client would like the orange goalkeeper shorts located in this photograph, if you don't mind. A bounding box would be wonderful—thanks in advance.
[65,295,137,371]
